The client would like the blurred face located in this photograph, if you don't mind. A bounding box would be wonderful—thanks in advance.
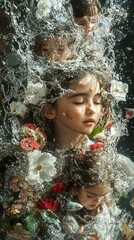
[40,36,71,61]
[53,75,102,136]
[76,183,110,210]
[75,15,99,34]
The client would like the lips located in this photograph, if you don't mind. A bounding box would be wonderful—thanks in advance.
[83,119,95,125]
[88,205,97,209]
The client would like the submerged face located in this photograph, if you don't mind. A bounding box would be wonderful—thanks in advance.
[52,74,102,136]
[75,15,99,34]
[40,36,72,61]
[76,183,110,210]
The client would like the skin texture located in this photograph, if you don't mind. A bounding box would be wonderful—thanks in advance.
[76,183,110,210]
[50,75,102,148]
[75,15,99,34]
[40,36,72,61]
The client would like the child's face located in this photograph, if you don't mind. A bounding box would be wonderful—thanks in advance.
[76,183,110,210]
[75,15,99,34]
[40,36,72,61]
[52,75,102,136]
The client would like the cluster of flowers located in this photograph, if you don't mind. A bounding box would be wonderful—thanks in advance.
[1,121,106,239]
[20,123,57,186]
[0,124,60,239]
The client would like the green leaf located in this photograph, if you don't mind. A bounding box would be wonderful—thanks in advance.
[24,214,40,234]
[119,192,127,198]
[88,126,103,138]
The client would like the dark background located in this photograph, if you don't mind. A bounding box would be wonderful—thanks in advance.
[114,0,134,162]
[100,0,134,162]
[113,0,134,217]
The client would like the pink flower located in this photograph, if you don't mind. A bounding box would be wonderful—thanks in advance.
[89,142,104,151]
[24,123,37,130]
[20,138,40,151]
[125,110,133,120]
[21,123,47,149]
[36,197,58,211]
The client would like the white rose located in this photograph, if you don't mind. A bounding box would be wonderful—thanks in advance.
[26,150,57,185]
[25,82,46,105]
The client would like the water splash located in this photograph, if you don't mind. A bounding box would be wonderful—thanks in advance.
[0,0,133,239]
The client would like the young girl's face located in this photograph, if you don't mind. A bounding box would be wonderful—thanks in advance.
[40,36,72,61]
[52,75,102,136]
[75,15,99,34]
[76,183,110,210]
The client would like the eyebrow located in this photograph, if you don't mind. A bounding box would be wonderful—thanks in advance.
[69,92,102,98]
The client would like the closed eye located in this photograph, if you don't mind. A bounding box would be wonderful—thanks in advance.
[90,21,97,24]
[57,48,65,52]
[73,101,85,104]
[93,96,102,105]
[94,101,101,105]
[87,194,94,198]
[42,48,49,52]
[79,22,86,25]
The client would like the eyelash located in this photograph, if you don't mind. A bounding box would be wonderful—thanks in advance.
[73,101,85,105]
[87,195,94,198]
[94,102,101,105]
[73,101,101,105]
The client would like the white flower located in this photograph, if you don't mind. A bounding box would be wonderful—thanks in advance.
[62,215,79,234]
[10,101,27,116]
[110,80,128,101]
[26,150,57,185]
[25,82,46,105]
[36,0,52,19]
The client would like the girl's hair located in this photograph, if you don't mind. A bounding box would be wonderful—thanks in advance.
[62,148,112,190]
[70,0,101,18]
[46,149,113,221]
[33,66,109,148]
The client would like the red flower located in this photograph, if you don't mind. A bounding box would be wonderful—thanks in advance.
[52,181,66,192]
[89,142,104,151]
[36,197,58,211]
[125,110,133,120]
[76,151,86,161]
[20,138,39,151]
[24,123,37,130]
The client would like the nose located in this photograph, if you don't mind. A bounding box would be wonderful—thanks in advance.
[86,101,96,114]
[49,50,60,61]
[93,197,101,204]
[85,21,93,32]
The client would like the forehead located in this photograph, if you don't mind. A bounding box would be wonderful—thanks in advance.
[76,15,99,22]
[84,183,110,196]
[42,36,68,46]
[69,74,100,94]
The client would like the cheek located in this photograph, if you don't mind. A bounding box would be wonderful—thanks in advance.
[62,49,71,58]
[63,108,83,120]
[95,106,102,118]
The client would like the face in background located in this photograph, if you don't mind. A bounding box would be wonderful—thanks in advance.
[52,74,102,136]
[40,36,72,61]
[76,183,110,210]
[75,15,99,34]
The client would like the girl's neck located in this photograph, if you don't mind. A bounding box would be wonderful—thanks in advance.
[54,131,88,150]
